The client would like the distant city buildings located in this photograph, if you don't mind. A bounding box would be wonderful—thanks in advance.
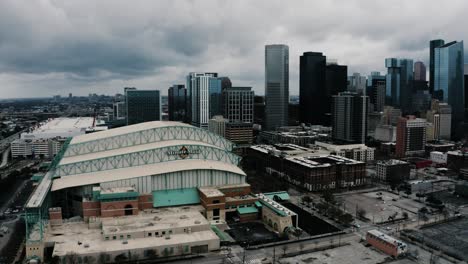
[375,159,410,183]
[332,92,369,144]
[265,44,289,130]
[368,73,386,112]
[434,40,465,124]
[396,116,427,157]
[414,61,426,81]
[222,86,254,145]
[208,115,227,137]
[125,89,161,125]
[348,73,367,94]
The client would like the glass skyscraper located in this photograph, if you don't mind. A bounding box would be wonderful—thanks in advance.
[434,41,465,123]
[430,39,445,93]
[265,44,289,130]
[299,52,326,125]
[125,89,161,125]
[168,84,187,122]
[385,58,413,113]
[186,72,218,129]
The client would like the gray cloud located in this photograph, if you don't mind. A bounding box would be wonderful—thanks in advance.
[0,0,467,98]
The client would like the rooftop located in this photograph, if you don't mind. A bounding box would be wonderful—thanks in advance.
[20,117,105,140]
[70,121,190,145]
[198,186,225,198]
[367,229,407,249]
[377,159,408,166]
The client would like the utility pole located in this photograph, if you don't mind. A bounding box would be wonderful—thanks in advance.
[272,247,276,263]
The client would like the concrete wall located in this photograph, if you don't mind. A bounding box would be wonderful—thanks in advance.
[261,206,292,234]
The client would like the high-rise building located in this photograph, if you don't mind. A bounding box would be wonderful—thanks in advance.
[265,44,289,130]
[414,61,426,81]
[434,41,465,123]
[430,39,445,93]
[382,106,402,126]
[113,101,126,120]
[208,115,227,137]
[369,74,386,112]
[209,77,223,118]
[385,58,414,112]
[465,64,468,114]
[332,92,369,144]
[396,116,426,157]
[299,52,326,125]
[325,63,348,125]
[223,87,254,123]
[187,72,218,128]
[426,99,452,140]
[348,73,367,94]
[223,87,254,145]
[125,89,161,125]
[168,84,188,122]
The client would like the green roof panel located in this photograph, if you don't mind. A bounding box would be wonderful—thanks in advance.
[153,188,200,208]
[264,191,290,201]
[237,206,258,215]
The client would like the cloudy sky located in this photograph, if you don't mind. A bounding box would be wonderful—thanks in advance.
[0,0,467,98]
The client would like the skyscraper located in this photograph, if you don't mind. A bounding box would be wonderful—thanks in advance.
[414,61,426,81]
[186,72,218,128]
[223,87,254,145]
[396,116,426,157]
[348,73,367,94]
[430,39,445,93]
[332,92,369,144]
[434,41,465,123]
[325,63,348,125]
[369,74,386,112]
[265,44,289,130]
[125,89,161,125]
[426,99,452,141]
[465,64,468,113]
[385,58,414,113]
[168,84,187,122]
[299,52,326,125]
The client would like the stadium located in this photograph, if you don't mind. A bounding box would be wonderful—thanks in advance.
[24,121,254,262]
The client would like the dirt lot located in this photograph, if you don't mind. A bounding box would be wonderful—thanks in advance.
[339,191,425,223]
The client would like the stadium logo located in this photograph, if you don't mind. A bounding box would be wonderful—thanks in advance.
[167,146,200,159]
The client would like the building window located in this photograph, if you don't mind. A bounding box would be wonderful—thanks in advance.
[155,232,159,236]
[213,209,220,217]
[213,200,220,204]
[112,236,116,240]
[120,235,124,239]
[148,232,152,237]
[127,234,131,239]
[162,231,166,235]
[105,236,109,240]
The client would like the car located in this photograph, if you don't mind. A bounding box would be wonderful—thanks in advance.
[12,209,19,213]
[385,226,391,230]
[352,223,361,228]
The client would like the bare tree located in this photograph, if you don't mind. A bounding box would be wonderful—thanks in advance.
[281,244,288,256]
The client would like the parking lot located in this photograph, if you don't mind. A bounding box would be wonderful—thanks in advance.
[339,191,425,224]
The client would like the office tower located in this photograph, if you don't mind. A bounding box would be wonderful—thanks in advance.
[219,77,232,90]
[430,39,445,93]
[434,41,465,123]
[208,115,227,137]
[125,89,161,125]
[325,62,348,125]
[299,52,326,125]
[186,72,218,128]
[332,92,369,144]
[396,116,426,157]
[426,100,452,140]
[411,80,431,114]
[223,87,254,145]
[265,44,289,130]
[348,73,367,94]
[369,74,386,112]
[414,61,426,81]
[168,84,187,122]
[209,77,223,118]
[385,58,414,112]
[223,87,254,123]
[254,96,265,126]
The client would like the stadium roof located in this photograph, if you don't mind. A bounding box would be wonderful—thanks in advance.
[51,159,246,191]
[70,121,191,144]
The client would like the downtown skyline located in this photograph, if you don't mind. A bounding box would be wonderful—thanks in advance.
[0,0,468,98]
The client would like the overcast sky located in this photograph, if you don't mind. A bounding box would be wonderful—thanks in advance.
[0,0,467,98]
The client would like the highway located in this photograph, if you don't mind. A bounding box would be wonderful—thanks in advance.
[0,147,10,169]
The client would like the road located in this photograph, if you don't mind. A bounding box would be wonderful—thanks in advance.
[0,147,10,169]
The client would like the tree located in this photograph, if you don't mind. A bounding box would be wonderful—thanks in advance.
[402,212,409,219]
[299,243,305,253]
[357,208,367,219]
[114,253,128,263]
[302,195,313,206]
[322,191,336,205]
[338,213,354,225]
